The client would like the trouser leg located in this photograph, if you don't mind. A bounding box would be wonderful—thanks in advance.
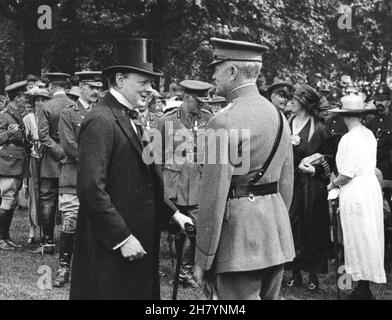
[0,177,22,241]
[0,208,9,240]
[216,270,263,300]
[259,264,285,300]
[57,193,79,266]
[39,178,58,243]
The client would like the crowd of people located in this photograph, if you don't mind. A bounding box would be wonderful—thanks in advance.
[0,37,391,300]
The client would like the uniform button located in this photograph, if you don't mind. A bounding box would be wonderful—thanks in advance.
[147,200,153,205]
[147,183,152,188]
[380,119,383,122]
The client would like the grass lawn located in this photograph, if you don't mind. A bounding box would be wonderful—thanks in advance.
[1,208,392,300]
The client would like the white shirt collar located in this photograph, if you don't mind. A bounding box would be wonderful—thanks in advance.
[110,88,135,111]
[78,98,91,110]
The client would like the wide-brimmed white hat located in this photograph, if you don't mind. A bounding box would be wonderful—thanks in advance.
[328,95,371,114]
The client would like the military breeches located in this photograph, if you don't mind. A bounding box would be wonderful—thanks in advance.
[59,193,79,234]
[216,264,285,300]
[39,178,59,207]
[0,176,22,210]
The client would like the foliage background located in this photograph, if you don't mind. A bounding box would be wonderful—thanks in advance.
[0,0,391,92]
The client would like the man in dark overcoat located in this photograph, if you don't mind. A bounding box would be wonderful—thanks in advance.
[70,38,192,300]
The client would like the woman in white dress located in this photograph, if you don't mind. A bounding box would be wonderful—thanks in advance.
[327,95,386,300]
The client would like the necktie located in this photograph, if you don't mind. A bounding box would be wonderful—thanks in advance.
[124,108,143,145]
[125,108,139,120]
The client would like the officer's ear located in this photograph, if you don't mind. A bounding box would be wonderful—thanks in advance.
[229,65,239,82]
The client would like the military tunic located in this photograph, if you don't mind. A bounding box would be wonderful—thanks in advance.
[58,100,89,195]
[158,106,212,206]
[367,112,392,180]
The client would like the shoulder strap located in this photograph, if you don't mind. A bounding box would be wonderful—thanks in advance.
[250,109,284,184]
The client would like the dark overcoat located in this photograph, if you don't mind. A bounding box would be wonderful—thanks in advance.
[38,93,74,178]
[70,92,176,300]
[289,117,333,273]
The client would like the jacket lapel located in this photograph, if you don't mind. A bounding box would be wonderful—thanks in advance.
[103,93,143,158]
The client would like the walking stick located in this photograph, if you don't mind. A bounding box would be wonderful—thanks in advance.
[172,223,196,301]
[331,198,341,300]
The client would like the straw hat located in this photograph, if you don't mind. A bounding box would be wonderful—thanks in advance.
[328,95,370,114]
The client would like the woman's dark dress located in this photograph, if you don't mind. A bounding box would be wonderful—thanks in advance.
[288,117,332,274]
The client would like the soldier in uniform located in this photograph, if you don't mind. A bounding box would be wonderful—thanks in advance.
[0,81,29,250]
[194,38,295,300]
[367,83,392,180]
[53,71,103,287]
[323,87,347,163]
[32,72,74,254]
[206,95,227,114]
[139,89,164,138]
[367,83,392,210]
[267,82,294,118]
[158,79,213,287]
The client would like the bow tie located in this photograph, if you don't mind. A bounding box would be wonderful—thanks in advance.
[125,108,139,120]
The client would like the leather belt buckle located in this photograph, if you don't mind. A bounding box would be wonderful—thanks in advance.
[247,193,255,202]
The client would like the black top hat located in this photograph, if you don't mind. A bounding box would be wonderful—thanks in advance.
[102,38,163,77]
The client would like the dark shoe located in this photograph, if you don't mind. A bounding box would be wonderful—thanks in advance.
[0,239,14,251]
[308,282,319,291]
[42,242,55,255]
[287,273,303,287]
[53,266,70,288]
[308,273,319,291]
[6,238,22,249]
